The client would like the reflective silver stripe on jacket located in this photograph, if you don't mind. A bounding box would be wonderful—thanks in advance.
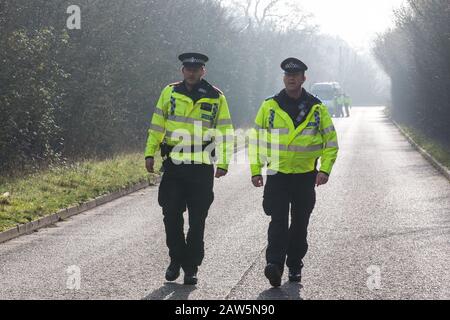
[268,127,319,136]
[281,144,324,152]
[165,131,234,144]
[249,140,323,153]
[322,125,336,134]
[268,128,290,135]
[167,115,212,128]
[153,108,164,117]
[301,128,318,136]
[165,131,204,143]
[149,124,165,133]
[325,141,339,149]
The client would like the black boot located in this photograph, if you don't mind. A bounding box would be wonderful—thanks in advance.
[288,262,303,282]
[288,269,302,282]
[165,262,181,282]
[264,263,282,287]
[183,265,198,285]
[183,272,198,285]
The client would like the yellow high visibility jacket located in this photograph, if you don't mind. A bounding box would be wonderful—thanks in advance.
[344,96,352,106]
[336,95,345,106]
[249,91,339,176]
[145,79,234,171]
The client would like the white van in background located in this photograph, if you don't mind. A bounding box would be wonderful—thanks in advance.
[310,82,342,116]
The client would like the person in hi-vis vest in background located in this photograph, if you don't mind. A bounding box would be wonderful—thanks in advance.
[344,93,352,117]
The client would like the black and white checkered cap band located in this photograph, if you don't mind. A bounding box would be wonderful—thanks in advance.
[285,62,301,69]
[182,57,205,64]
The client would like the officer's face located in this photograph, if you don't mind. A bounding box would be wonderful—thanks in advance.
[182,66,205,86]
[284,72,306,92]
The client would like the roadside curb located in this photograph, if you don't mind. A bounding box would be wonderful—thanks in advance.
[0,144,245,245]
[391,119,450,181]
[0,175,161,244]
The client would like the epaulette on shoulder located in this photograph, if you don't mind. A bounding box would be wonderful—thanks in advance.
[310,95,322,106]
[305,91,322,106]
[168,81,183,87]
[265,94,277,101]
[212,85,224,95]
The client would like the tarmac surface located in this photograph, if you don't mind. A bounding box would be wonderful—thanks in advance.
[1,107,448,300]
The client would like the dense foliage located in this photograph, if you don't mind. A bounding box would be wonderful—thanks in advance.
[1,0,386,174]
[374,0,450,147]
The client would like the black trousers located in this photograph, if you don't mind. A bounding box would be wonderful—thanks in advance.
[344,105,350,117]
[158,159,214,273]
[263,171,317,271]
[337,105,345,117]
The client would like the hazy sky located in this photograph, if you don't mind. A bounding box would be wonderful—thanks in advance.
[225,0,407,51]
[301,0,406,50]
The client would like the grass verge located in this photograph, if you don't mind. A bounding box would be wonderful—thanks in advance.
[399,125,450,169]
[383,107,449,169]
[0,153,160,232]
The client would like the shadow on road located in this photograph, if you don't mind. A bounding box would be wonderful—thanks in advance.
[257,282,303,300]
[142,282,197,300]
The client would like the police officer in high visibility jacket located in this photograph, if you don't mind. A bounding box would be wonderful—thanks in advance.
[336,93,345,117]
[249,57,339,287]
[145,53,234,285]
[343,93,352,117]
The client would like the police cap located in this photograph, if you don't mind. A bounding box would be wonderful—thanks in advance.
[281,57,308,74]
[178,52,209,67]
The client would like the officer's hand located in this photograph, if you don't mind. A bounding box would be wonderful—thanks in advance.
[316,172,329,187]
[252,175,264,188]
[145,157,155,173]
[215,168,228,179]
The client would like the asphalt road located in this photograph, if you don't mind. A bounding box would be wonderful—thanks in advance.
[0,107,449,300]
